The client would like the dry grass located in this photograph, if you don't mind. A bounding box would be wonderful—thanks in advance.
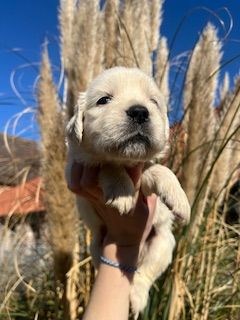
[0,1,239,319]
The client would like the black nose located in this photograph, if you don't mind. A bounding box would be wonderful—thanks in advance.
[126,105,149,124]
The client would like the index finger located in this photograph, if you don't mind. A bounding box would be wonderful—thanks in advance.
[68,162,101,196]
[68,162,84,193]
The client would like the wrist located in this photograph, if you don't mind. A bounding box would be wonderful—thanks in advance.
[102,242,139,277]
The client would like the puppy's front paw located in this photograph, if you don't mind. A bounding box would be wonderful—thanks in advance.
[161,189,190,224]
[100,165,135,215]
[142,164,191,224]
[106,195,134,214]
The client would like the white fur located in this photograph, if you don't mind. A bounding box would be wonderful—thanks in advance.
[65,67,190,316]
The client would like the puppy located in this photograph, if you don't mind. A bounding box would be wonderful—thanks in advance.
[65,67,190,317]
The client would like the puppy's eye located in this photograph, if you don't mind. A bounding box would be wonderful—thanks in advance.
[150,98,158,107]
[96,96,112,105]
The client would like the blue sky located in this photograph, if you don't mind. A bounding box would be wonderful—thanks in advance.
[0,0,240,140]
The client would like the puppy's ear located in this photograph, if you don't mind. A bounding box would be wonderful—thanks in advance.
[66,92,86,142]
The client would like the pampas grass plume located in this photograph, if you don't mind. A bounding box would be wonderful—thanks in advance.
[59,0,75,72]
[181,23,221,206]
[149,0,164,51]
[38,47,77,318]
[104,0,119,68]
[155,36,169,104]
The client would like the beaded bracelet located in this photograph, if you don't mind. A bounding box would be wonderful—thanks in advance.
[100,255,137,273]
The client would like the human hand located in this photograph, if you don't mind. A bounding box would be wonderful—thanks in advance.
[68,162,157,249]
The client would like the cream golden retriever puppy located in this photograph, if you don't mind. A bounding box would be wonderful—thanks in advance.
[65,67,190,316]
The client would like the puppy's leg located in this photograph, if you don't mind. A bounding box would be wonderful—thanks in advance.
[142,164,191,224]
[99,165,135,214]
[130,201,175,317]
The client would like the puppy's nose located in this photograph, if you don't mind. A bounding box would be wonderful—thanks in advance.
[126,105,149,124]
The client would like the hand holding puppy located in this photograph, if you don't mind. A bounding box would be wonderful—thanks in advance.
[68,162,157,249]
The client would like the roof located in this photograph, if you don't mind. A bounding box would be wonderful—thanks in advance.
[0,177,44,217]
[0,133,41,186]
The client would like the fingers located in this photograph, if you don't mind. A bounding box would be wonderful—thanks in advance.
[126,162,144,186]
[81,165,100,189]
[68,162,157,248]
[69,162,144,200]
[146,194,157,218]
[68,162,84,193]
[138,193,157,246]
[68,162,156,224]
[68,162,101,197]
[135,192,156,219]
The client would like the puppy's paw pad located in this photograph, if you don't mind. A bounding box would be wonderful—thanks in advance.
[106,196,134,214]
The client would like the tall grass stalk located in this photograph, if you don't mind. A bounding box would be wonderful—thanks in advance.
[38,48,78,319]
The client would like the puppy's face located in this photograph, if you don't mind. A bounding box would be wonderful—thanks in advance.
[68,67,169,162]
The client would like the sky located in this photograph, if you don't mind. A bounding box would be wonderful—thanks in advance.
[0,0,240,140]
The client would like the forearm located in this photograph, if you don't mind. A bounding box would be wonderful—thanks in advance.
[83,243,139,320]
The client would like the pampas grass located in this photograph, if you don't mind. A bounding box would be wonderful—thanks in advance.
[181,23,221,207]
[59,0,75,71]
[132,0,151,74]
[211,77,240,203]
[104,0,119,68]
[149,0,163,51]
[38,48,78,319]
[155,37,169,104]
[117,0,138,67]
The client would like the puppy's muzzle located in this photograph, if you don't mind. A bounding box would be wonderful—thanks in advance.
[126,105,149,124]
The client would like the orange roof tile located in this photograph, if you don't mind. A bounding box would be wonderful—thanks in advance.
[0,177,45,217]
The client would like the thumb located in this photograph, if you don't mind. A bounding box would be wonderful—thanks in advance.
[126,163,144,186]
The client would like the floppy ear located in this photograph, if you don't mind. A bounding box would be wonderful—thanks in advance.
[66,92,86,142]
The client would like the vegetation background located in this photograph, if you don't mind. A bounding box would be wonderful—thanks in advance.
[0,0,239,319]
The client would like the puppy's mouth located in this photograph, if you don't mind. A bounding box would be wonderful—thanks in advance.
[117,133,151,150]
[109,132,153,160]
